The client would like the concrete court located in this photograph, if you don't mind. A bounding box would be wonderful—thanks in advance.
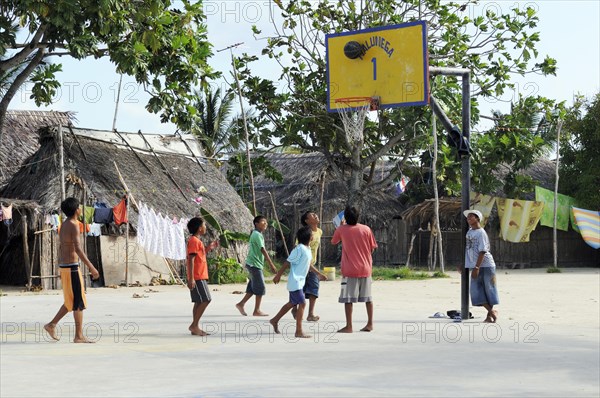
[1,268,598,397]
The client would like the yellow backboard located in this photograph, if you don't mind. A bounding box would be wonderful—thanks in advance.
[326,21,429,111]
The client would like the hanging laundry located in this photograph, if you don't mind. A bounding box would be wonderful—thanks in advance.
[50,212,62,231]
[136,202,148,249]
[113,196,128,226]
[1,204,13,224]
[88,223,102,237]
[148,209,162,256]
[571,207,600,249]
[393,176,410,196]
[535,186,577,232]
[78,206,95,225]
[171,219,187,261]
[496,198,544,243]
[469,192,496,227]
[93,203,114,224]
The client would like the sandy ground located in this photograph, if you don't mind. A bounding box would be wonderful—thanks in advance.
[1,268,598,397]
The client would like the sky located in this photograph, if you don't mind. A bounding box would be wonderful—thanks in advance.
[9,0,600,135]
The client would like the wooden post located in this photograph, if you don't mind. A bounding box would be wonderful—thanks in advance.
[22,215,31,289]
[318,173,325,270]
[125,195,129,287]
[58,126,65,203]
[268,191,289,257]
[82,182,88,288]
[553,120,563,269]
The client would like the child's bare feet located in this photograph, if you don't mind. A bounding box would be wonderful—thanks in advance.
[269,319,280,334]
[307,315,320,322]
[44,323,59,341]
[360,325,373,332]
[235,303,247,316]
[337,326,353,333]
[295,332,311,338]
[189,326,209,336]
[73,336,95,343]
[490,309,498,323]
[253,311,269,316]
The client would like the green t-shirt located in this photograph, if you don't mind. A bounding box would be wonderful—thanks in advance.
[246,230,265,269]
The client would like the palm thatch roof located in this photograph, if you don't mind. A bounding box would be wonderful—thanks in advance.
[252,152,404,227]
[1,110,76,188]
[0,126,253,256]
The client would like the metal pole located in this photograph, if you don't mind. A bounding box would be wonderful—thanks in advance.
[461,72,471,320]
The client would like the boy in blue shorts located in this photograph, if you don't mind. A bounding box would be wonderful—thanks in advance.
[235,215,277,316]
[292,211,327,322]
[270,226,313,338]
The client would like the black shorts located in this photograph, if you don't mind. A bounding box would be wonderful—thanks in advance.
[190,280,211,303]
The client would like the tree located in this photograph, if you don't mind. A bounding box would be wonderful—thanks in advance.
[235,0,557,207]
[187,87,238,160]
[0,0,218,143]
[559,94,600,209]
[468,95,562,199]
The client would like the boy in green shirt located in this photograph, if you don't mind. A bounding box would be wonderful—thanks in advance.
[235,215,277,316]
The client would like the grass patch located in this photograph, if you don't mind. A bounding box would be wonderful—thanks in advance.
[546,267,562,273]
[372,267,450,281]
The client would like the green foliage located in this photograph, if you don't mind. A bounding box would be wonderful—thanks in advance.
[546,267,562,273]
[559,94,600,208]
[207,256,247,284]
[226,153,283,201]
[0,0,217,139]
[469,95,564,198]
[235,0,557,207]
[200,207,250,249]
[372,267,434,280]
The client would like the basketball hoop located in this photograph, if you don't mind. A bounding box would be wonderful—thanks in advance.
[334,96,379,144]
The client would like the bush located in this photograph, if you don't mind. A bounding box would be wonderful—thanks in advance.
[207,256,247,284]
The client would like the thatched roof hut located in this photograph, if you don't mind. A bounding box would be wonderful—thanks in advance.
[0,126,253,286]
[1,110,75,188]
[251,152,406,265]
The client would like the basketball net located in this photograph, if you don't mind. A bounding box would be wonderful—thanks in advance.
[334,97,378,145]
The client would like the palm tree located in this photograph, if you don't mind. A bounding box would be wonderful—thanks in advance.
[187,87,240,161]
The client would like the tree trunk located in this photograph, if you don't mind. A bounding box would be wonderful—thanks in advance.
[347,143,364,208]
[0,48,46,145]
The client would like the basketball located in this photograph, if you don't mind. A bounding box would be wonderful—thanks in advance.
[343,41,363,59]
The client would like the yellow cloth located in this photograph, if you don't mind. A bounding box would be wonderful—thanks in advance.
[496,199,544,243]
[309,228,323,266]
[470,192,495,227]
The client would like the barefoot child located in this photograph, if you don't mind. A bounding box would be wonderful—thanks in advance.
[186,217,219,336]
[331,206,377,333]
[291,211,328,322]
[44,197,100,343]
[235,215,277,316]
[462,209,499,322]
[270,226,313,338]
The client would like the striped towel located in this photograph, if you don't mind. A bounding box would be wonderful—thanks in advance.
[571,207,600,249]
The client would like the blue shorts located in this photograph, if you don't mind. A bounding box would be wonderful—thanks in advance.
[245,265,266,296]
[303,270,320,297]
[470,267,499,306]
[289,289,306,305]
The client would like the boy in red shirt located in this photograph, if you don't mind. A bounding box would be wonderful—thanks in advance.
[186,217,218,336]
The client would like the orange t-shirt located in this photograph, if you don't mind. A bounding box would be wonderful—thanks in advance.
[113,197,128,226]
[187,236,208,280]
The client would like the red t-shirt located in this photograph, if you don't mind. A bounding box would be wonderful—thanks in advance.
[187,236,208,280]
[331,224,378,277]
